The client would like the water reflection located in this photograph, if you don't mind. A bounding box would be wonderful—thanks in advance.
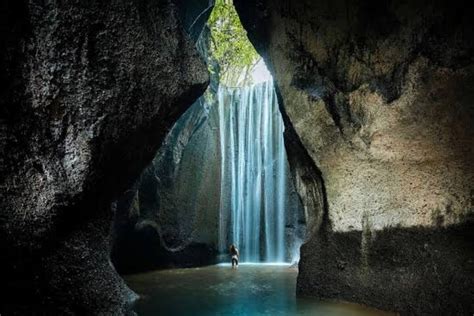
[124,264,394,316]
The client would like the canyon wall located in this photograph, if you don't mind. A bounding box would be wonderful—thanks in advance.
[112,7,304,269]
[0,0,208,314]
[112,96,222,272]
[111,16,223,272]
[235,0,474,314]
[112,84,306,271]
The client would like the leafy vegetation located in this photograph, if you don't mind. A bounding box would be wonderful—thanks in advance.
[207,0,260,86]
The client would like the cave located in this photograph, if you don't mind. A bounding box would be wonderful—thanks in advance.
[1,0,473,315]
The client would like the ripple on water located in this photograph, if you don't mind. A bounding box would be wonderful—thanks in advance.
[124,264,395,316]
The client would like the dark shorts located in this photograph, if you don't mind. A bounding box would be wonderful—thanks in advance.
[232,257,238,265]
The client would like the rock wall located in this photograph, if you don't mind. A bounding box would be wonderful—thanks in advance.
[235,0,474,314]
[112,96,222,273]
[112,85,306,271]
[0,0,208,314]
[112,8,304,269]
[112,13,222,272]
[175,0,215,42]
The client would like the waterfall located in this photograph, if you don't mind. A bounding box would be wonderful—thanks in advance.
[218,80,287,263]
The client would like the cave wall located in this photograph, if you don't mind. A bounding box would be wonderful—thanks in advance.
[0,0,208,314]
[234,0,474,314]
[112,96,222,272]
[111,17,222,272]
[112,83,307,271]
[112,9,305,269]
[175,0,215,42]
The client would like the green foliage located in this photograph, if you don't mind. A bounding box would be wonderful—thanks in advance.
[207,0,259,86]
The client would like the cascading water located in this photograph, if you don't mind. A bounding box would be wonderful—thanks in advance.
[217,80,288,263]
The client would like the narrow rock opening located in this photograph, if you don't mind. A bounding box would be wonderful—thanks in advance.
[111,0,306,274]
[107,2,343,315]
[2,0,472,315]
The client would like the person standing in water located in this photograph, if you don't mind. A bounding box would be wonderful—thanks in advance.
[230,244,239,269]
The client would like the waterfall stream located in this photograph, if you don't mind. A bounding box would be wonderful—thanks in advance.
[217,80,287,263]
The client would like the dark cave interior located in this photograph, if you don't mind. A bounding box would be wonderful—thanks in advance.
[0,0,473,315]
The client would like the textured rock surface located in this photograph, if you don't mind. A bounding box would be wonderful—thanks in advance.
[112,97,221,273]
[112,88,306,271]
[235,0,474,314]
[112,8,304,270]
[112,11,222,272]
[176,0,215,42]
[0,0,208,314]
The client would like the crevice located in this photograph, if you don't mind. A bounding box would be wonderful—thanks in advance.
[273,83,331,236]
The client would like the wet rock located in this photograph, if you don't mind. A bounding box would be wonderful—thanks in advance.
[112,97,221,272]
[112,88,306,270]
[111,18,221,272]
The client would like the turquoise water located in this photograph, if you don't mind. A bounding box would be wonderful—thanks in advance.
[124,264,393,316]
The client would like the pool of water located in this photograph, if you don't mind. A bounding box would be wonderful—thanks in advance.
[124,264,393,316]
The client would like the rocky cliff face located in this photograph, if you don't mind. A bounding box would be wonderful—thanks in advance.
[0,0,208,314]
[112,84,307,271]
[235,0,474,314]
[112,96,222,273]
[111,15,222,272]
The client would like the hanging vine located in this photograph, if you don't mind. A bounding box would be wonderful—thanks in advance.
[207,0,260,86]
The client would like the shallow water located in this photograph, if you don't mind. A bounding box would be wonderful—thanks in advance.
[124,264,393,316]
